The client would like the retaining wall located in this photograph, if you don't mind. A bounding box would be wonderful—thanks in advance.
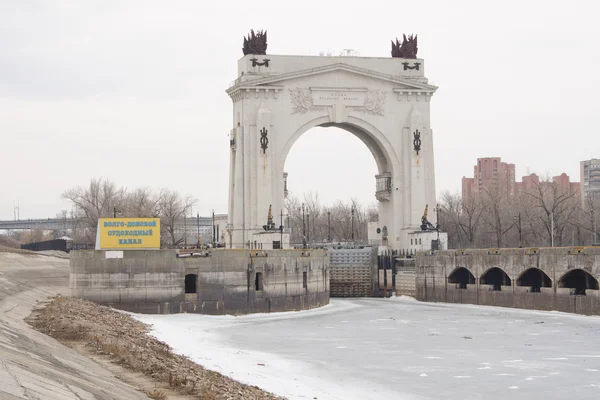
[70,249,329,315]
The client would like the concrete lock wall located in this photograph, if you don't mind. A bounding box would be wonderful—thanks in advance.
[415,247,600,315]
[70,249,329,315]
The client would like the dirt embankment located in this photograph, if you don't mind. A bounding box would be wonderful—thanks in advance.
[29,296,285,400]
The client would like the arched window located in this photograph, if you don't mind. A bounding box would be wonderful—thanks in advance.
[558,269,599,296]
[185,274,198,294]
[480,268,511,291]
[516,268,552,293]
[448,267,476,289]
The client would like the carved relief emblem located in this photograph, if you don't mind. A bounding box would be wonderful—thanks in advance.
[358,90,386,116]
[289,88,386,116]
[289,88,324,114]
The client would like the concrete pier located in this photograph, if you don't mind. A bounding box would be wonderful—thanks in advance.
[70,249,330,315]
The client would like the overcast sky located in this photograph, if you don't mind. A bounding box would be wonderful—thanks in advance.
[1,0,599,220]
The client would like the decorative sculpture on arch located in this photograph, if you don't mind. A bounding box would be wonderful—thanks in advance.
[391,34,418,59]
[413,129,422,155]
[243,30,268,55]
[260,127,269,153]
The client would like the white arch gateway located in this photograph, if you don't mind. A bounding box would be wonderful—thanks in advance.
[226,45,439,250]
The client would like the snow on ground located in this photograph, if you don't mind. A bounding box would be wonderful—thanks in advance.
[135,298,600,400]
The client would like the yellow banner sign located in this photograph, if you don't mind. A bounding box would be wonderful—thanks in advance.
[98,218,160,249]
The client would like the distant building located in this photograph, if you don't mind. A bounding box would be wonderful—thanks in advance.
[515,173,540,193]
[462,157,580,201]
[462,157,516,201]
[581,159,600,203]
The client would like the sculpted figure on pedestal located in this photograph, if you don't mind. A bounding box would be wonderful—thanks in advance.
[391,34,418,59]
[243,30,268,55]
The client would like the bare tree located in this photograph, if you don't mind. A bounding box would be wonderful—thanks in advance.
[124,187,161,218]
[526,176,578,247]
[480,183,515,248]
[284,194,373,245]
[62,179,196,247]
[61,178,127,243]
[158,189,196,247]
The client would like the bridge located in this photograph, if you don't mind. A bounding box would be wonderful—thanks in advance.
[0,218,76,231]
[0,217,216,231]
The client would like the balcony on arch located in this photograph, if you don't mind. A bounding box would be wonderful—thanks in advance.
[375,172,392,202]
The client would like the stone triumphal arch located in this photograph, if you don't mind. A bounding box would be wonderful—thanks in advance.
[226,32,438,250]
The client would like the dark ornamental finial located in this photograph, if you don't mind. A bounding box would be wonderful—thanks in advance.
[243,30,268,55]
[391,34,418,59]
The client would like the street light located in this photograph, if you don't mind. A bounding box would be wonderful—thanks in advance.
[351,206,355,242]
[279,209,284,248]
[307,212,310,245]
[211,209,215,248]
[592,208,597,245]
[551,212,555,247]
[513,213,522,248]
[301,203,306,249]
[327,211,331,242]
[196,212,200,249]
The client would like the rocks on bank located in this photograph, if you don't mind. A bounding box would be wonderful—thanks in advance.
[29,296,284,400]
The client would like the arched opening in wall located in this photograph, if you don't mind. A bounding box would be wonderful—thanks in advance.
[516,268,552,293]
[480,268,512,291]
[558,269,599,295]
[284,126,380,246]
[447,267,475,289]
[185,274,197,294]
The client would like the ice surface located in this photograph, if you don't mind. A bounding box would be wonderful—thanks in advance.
[135,298,600,400]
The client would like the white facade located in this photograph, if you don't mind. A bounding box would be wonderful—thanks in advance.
[226,54,439,250]
[408,231,448,252]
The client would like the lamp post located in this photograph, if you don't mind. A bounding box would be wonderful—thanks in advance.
[280,209,284,248]
[302,203,306,249]
[211,209,215,248]
[513,213,522,248]
[327,211,331,242]
[307,212,310,245]
[351,206,355,242]
[551,212,555,247]
[433,205,441,241]
[184,214,187,247]
[196,212,200,249]
[592,208,597,245]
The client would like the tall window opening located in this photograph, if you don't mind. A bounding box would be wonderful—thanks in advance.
[255,272,264,291]
[185,274,197,294]
[303,271,307,289]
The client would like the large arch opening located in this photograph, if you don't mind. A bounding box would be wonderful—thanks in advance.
[480,268,512,291]
[283,123,384,246]
[516,268,552,293]
[448,267,476,289]
[558,269,599,295]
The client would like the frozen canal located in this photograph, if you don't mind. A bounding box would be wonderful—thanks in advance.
[135,298,600,399]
